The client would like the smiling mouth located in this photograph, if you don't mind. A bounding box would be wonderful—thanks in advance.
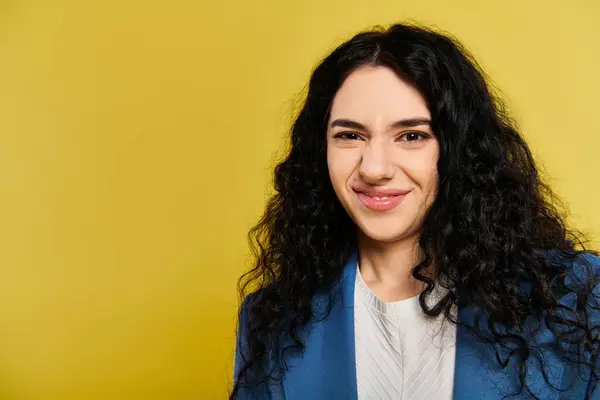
[354,190,409,212]
[357,193,393,200]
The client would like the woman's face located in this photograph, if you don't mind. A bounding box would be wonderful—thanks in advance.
[326,66,439,243]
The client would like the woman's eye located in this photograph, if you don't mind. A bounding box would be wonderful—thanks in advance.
[333,131,429,142]
[399,131,428,142]
[334,132,362,140]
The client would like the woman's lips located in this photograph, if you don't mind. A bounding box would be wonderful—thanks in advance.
[355,190,408,212]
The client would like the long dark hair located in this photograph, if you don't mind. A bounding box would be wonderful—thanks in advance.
[231,23,599,399]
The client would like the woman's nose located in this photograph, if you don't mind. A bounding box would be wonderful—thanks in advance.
[358,143,395,182]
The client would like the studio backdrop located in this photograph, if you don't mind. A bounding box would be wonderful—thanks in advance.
[0,0,597,398]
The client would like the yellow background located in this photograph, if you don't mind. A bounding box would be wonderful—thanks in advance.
[0,0,598,398]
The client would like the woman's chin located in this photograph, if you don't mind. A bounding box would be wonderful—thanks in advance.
[356,223,412,243]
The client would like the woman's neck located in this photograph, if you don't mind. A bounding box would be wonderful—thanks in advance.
[356,233,427,302]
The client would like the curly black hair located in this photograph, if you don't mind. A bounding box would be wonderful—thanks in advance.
[231,23,600,399]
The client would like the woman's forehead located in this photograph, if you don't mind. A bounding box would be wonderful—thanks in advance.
[329,66,430,124]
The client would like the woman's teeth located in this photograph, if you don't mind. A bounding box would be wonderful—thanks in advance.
[362,193,390,200]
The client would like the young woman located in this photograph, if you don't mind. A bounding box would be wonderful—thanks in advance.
[231,23,600,400]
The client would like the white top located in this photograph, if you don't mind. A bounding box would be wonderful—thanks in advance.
[354,261,457,400]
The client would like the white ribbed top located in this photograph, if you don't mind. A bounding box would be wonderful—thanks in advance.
[354,261,457,400]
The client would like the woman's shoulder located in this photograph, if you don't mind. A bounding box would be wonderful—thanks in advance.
[545,249,600,289]
[544,250,600,326]
[238,287,266,315]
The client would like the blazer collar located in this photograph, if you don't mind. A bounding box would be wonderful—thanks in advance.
[281,249,358,399]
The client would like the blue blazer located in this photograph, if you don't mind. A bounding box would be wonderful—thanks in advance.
[235,250,600,399]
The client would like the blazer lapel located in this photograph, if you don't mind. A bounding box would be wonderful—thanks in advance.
[453,305,500,400]
[453,304,569,400]
[282,250,359,400]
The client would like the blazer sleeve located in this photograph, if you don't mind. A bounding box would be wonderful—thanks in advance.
[590,352,600,399]
[232,295,274,400]
[234,296,250,384]
[583,254,600,399]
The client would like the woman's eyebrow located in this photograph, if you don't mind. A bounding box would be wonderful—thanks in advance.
[329,118,431,130]
[329,119,368,130]
[388,118,431,129]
